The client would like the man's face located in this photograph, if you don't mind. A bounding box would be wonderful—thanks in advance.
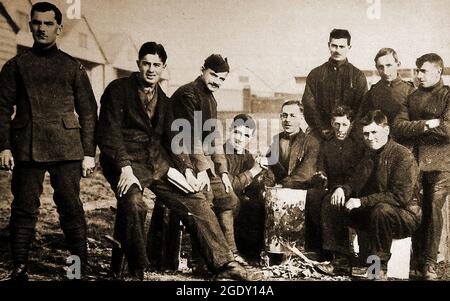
[29,11,61,47]
[416,61,442,88]
[201,68,228,92]
[331,115,352,140]
[328,38,351,61]
[376,54,400,82]
[363,122,389,150]
[230,125,254,153]
[136,54,166,87]
[280,104,303,135]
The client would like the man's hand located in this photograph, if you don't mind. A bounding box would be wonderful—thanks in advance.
[221,173,233,193]
[82,156,95,178]
[117,166,142,197]
[425,119,441,131]
[331,187,346,207]
[0,149,14,171]
[185,169,201,192]
[197,170,211,192]
[345,198,361,211]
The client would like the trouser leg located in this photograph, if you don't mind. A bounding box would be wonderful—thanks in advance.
[151,180,234,271]
[305,188,326,254]
[10,162,45,266]
[48,161,87,265]
[114,185,149,274]
[350,203,418,266]
[419,171,450,267]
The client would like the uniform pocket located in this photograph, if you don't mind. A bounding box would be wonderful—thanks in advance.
[62,114,81,129]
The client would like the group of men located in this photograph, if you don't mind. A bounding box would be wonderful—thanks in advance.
[0,2,448,282]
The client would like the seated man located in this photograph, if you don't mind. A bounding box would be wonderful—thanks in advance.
[318,106,365,271]
[216,114,267,261]
[326,110,422,278]
[265,100,322,256]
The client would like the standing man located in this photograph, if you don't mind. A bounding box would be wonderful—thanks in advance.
[97,44,250,280]
[302,29,368,140]
[394,53,450,280]
[358,48,416,139]
[0,2,97,280]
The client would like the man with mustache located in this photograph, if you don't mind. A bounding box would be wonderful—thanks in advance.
[0,2,97,280]
[394,53,450,280]
[170,55,248,268]
[302,29,368,141]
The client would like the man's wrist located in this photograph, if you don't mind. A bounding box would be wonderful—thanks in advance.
[121,165,132,173]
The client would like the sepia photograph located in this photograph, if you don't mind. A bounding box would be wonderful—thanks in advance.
[0,0,449,289]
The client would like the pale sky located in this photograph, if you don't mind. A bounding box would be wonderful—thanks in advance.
[52,0,450,91]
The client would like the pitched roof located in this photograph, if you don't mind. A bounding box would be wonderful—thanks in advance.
[0,2,20,33]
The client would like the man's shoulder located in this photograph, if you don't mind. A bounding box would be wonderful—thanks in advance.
[58,50,85,69]
[308,62,329,76]
[386,140,414,160]
[347,62,365,76]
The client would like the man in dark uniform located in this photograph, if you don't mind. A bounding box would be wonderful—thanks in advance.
[170,55,243,266]
[358,48,416,141]
[0,2,97,280]
[328,110,421,279]
[97,44,251,280]
[302,29,368,141]
[317,106,365,273]
[264,100,322,257]
[394,53,450,280]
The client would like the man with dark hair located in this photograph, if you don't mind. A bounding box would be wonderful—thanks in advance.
[97,46,251,280]
[266,100,320,188]
[394,53,450,280]
[216,114,267,262]
[358,48,416,138]
[326,110,421,278]
[315,105,365,273]
[170,55,249,269]
[0,2,97,280]
[302,29,368,140]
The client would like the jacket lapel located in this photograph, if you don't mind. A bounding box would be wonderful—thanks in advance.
[288,132,302,175]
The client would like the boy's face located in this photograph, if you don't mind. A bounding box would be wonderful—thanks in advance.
[230,125,254,153]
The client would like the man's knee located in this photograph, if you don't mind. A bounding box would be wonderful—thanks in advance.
[118,185,147,214]
[369,203,396,222]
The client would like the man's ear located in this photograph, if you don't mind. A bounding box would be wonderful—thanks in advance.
[56,24,63,36]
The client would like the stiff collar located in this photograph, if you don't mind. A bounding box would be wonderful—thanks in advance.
[419,79,444,93]
[32,43,59,56]
[328,58,348,69]
[381,76,402,87]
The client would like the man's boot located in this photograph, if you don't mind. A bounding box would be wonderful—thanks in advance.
[1,264,29,281]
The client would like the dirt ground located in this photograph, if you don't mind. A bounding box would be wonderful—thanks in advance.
[1,168,450,282]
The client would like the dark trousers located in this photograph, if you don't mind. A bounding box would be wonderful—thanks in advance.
[305,188,326,255]
[208,176,240,253]
[413,171,450,267]
[323,202,418,264]
[9,161,86,265]
[101,160,234,273]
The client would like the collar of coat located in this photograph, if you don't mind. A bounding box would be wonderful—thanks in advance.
[419,79,444,94]
[32,43,59,56]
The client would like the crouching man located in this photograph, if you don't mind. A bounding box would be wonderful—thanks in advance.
[327,110,422,278]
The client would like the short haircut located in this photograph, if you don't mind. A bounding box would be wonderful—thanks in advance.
[231,114,256,132]
[374,48,399,64]
[416,53,444,71]
[138,42,167,63]
[329,29,351,45]
[331,105,354,122]
[360,110,389,127]
[281,100,304,112]
[31,2,63,25]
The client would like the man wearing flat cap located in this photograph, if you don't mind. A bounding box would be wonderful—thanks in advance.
[170,54,249,269]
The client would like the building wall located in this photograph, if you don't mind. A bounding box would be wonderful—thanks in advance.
[0,10,16,69]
